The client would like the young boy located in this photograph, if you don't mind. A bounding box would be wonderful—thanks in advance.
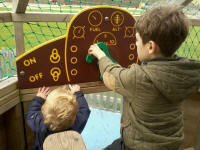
[88,5,200,150]
[26,84,90,150]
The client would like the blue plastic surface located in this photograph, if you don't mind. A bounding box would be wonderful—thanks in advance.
[82,108,121,150]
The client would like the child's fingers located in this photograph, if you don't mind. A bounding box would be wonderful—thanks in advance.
[72,84,78,89]
[40,86,45,93]
[44,87,51,95]
[68,84,72,90]
[74,84,80,89]
[38,87,41,93]
[88,44,97,54]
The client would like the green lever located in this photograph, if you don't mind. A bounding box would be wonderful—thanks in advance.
[86,42,118,80]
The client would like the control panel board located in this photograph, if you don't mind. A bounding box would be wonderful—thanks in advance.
[16,6,138,89]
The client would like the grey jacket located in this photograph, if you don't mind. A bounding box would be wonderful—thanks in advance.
[99,56,200,150]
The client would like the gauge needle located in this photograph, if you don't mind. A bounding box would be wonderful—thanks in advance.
[92,15,97,20]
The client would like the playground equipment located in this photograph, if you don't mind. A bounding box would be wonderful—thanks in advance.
[0,0,200,150]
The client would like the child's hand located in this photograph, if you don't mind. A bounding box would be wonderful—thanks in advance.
[36,86,51,100]
[88,44,106,60]
[68,84,80,95]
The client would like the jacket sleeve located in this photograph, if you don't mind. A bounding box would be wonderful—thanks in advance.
[99,56,136,99]
[25,96,47,133]
[71,91,90,133]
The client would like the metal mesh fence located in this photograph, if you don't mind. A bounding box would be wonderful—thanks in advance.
[0,22,16,79]
[24,22,67,50]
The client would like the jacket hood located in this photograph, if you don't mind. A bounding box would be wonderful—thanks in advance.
[142,57,200,103]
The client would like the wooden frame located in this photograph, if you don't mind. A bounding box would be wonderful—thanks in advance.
[0,77,19,114]
[12,12,75,22]
[0,77,25,150]
[0,12,12,22]
[0,12,199,25]
[12,0,29,13]
[20,81,109,102]
[175,0,193,6]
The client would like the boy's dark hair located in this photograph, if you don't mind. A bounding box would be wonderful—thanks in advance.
[135,5,189,57]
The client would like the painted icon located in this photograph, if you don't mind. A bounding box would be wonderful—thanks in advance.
[88,10,103,26]
[111,11,124,26]
[50,48,60,63]
[73,26,85,39]
[124,26,134,38]
[50,67,61,81]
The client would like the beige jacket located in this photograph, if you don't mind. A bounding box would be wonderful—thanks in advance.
[99,56,200,150]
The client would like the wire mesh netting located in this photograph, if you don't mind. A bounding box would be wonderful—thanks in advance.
[0,0,200,83]
[0,22,16,80]
[24,22,67,50]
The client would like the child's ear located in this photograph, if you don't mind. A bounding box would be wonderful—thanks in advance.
[148,41,158,55]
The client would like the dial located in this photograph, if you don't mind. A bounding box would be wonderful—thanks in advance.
[73,26,85,39]
[88,10,103,26]
[93,32,117,46]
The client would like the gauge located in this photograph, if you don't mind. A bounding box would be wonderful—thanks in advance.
[73,26,85,39]
[88,10,103,26]
[93,32,117,46]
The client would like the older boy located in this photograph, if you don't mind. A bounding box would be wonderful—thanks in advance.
[88,5,200,150]
[26,84,90,150]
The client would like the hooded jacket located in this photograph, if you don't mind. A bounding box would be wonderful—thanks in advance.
[99,56,200,150]
[26,91,90,150]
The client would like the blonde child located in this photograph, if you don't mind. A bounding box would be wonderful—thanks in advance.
[26,84,90,150]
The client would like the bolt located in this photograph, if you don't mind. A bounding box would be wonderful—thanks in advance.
[105,17,109,21]
[20,70,25,76]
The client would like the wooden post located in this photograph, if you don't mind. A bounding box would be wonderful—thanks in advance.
[23,101,35,150]
[180,0,193,7]
[3,103,26,150]
[14,22,25,57]
[12,0,29,13]
[0,77,25,150]
[12,1,28,148]
[0,115,6,150]
[12,0,28,57]
[0,12,12,22]
[174,0,193,7]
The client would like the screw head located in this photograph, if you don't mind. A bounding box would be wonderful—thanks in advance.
[20,70,25,76]
[105,17,109,21]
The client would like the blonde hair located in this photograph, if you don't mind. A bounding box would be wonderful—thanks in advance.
[41,86,78,131]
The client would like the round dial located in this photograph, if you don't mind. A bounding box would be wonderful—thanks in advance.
[88,10,103,26]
